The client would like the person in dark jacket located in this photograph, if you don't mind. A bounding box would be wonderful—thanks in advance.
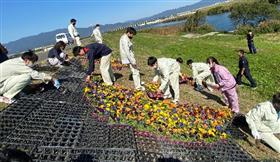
[72,43,115,85]
[0,43,9,63]
[48,41,68,67]
[236,49,257,88]
[247,30,257,54]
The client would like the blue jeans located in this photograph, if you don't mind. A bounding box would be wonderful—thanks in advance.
[248,42,257,54]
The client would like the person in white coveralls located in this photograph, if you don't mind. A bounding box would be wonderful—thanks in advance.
[148,56,181,103]
[91,24,103,43]
[246,92,280,153]
[68,18,81,46]
[0,51,54,104]
[119,27,145,91]
[187,59,215,92]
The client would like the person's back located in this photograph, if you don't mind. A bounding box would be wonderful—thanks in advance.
[192,62,210,73]
[85,43,112,59]
[245,92,280,153]
[0,57,31,83]
[212,64,236,91]
[246,101,279,132]
[157,58,180,74]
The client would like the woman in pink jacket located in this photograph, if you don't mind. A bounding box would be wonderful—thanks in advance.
[206,57,239,113]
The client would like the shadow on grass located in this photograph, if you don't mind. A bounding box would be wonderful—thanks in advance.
[199,90,226,106]
[129,73,145,81]
[114,73,123,80]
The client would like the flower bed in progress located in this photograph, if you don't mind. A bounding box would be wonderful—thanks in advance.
[84,79,233,142]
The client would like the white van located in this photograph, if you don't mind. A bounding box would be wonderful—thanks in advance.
[55,33,74,44]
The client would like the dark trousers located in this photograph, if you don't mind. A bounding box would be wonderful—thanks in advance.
[248,42,257,54]
[236,69,256,87]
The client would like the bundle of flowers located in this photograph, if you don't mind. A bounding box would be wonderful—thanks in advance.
[179,73,194,85]
[84,80,232,141]
[145,83,164,100]
[93,59,128,71]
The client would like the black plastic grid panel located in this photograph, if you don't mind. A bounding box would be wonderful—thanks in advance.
[76,121,109,148]
[134,130,256,162]
[0,59,258,162]
[108,124,136,149]
[1,101,65,146]
[0,99,41,141]
[33,147,137,162]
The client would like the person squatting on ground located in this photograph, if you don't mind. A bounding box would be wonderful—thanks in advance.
[120,27,145,91]
[68,18,82,46]
[247,30,257,54]
[0,43,9,63]
[91,24,103,44]
[246,92,280,153]
[48,41,69,67]
[236,49,257,89]
[187,59,215,92]
[205,57,239,113]
[0,51,54,104]
[72,43,115,85]
[148,56,180,103]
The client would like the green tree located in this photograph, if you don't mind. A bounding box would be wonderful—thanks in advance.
[230,0,279,26]
[268,0,280,4]
[185,11,206,32]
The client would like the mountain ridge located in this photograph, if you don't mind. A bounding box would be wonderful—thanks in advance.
[4,0,226,54]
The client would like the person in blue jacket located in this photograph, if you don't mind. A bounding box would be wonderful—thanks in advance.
[236,49,257,89]
[72,43,115,85]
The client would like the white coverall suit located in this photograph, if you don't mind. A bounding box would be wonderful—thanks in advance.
[153,58,180,102]
[246,101,280,153]
[68,23,82,46]
[119,34,143,90]
[91,27,103,44]
[191,62,215,91]
[0,58,52,99]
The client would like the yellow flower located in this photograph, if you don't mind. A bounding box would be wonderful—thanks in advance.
[84,87,90,93]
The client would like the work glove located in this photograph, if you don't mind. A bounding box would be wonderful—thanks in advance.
[251,130,261,139]
[53,79,61,89]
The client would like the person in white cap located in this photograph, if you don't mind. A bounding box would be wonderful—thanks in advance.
[68,18,81,46]
[246,92,280,153]
[91,24,103,44]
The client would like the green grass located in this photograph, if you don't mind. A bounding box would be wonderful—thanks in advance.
[102,31,280,103]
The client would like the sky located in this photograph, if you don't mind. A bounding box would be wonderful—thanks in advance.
[0,0,200,43]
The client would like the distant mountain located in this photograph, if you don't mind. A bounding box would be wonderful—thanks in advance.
[4,0,227,54]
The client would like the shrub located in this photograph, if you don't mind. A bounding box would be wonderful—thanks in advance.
[185,11,207,32]
[257,19,280,33]
[235,25,255,35]
[195,24,215,34]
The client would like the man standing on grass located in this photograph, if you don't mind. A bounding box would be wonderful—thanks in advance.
[91,24,103,44]
[236,49,257,89]
[246,92,280,153]
[72,43,115,85]
[148,56,180,104]
[247,30,257,54]
[68,18,82,46]
[119,27,145,91]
